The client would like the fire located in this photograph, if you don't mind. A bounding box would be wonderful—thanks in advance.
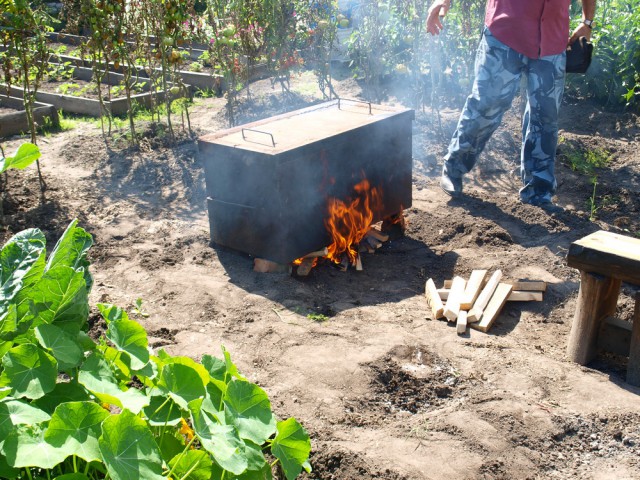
[293,257,318,267]
[325,179,383,264]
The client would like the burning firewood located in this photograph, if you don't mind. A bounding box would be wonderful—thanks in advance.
[296,257,315,277]
[303,247,329,259]
[364,236,383,250]
[365,228,389,243]
[358,243,374,254]
[356,254,363,271]
[381,212,407,240]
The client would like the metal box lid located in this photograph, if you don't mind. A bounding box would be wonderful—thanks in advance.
[198,99,414,155]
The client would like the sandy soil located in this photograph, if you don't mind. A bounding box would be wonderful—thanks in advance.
[1,68,640,480]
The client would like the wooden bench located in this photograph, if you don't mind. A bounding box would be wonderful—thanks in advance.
[566,230,640,386]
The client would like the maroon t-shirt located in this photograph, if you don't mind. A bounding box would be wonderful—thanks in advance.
[485,0,571,58]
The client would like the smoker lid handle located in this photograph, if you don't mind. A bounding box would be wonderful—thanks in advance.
[337,98,373,115]
[241,128,276,147]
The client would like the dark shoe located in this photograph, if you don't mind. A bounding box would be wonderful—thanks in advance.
[440,172,463,197]
[537,201,564,214]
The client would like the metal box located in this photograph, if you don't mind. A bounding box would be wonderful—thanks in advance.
[198,99,414,264]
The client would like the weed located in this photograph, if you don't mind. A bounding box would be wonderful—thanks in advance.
[189,61,204,72]
[110,84,126,97]
[562,145,612,177]
[198,50,212,67]
[133,298,150,318]
[47,61,75,82]
[196,87,219,98]
[588,177,599,221]
[57,81,80,95]
[307,312,329,322]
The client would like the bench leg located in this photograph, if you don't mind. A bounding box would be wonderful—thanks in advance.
[567,271,621,364]
[627,293,640,386]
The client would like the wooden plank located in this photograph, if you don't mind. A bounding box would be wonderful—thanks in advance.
[444,276,466,322]
[460,270,488,309]
[254,258,291,274]
[471,283,513,333]
[456,310,468,335]
[567,230,640,285]
[444,278,547,292]
[566,271,621,365]
[439,289,543,302]
[507,281,547,292]
[425,278,444,319]
[507,291,544,302]
[468,270,503,323]
[627,293,640,386]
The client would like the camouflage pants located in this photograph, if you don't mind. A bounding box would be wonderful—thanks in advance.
[444,27,566,204]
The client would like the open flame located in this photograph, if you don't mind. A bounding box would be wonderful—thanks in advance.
[325,178,383,264]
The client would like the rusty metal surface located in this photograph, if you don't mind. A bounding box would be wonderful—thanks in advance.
[199,100,414,264]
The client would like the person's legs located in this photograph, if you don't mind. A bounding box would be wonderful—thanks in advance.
[519,52,566,205]
[443,28,524,193]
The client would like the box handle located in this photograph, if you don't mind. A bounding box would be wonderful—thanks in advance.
[241,128,276,147]
[338,98,372,115]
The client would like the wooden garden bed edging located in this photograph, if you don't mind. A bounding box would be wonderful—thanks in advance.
[0,95,59,138]
[3,66,190,117]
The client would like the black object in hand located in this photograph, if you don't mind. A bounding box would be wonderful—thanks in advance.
[566,36,593,74]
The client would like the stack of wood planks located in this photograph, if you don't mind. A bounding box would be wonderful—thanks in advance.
[424,270,546,334]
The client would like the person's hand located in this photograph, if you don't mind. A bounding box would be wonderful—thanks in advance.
[426,0,451,36]
[569,21,592,45]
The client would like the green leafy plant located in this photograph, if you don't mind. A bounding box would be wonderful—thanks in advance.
[0,220,312,479]
[560,141,612,177]
[0,142,40,176]
[0,143,41,221]
[198,50,213,67]
[57,81,81,95]
[46,61,75,82]
[190,61,204,73]
[306,312,329,322]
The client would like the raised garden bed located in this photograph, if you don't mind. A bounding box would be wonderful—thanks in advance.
[2,66,189,117]
[45,32,270,89]
[0,95,58,138]
[48,53,223,93]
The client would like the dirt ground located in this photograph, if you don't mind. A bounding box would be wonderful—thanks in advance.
[1,68,640,480]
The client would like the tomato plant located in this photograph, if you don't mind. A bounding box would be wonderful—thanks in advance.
[302,0,339,100]
[0,0,52,192]
[0,219,312,479]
